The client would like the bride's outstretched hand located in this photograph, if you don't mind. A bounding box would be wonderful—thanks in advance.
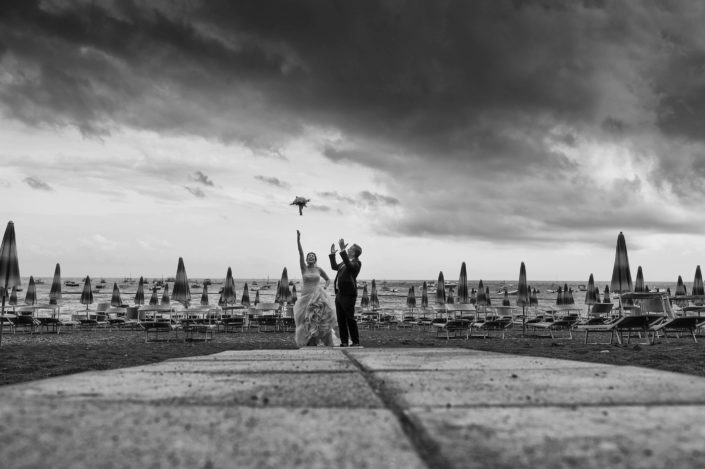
[330,243,337,254]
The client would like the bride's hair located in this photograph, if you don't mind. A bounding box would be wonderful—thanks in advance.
[306,252,317,264]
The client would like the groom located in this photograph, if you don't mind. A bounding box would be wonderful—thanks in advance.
[329,238,362,347]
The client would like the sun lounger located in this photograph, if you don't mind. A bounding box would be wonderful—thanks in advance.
[141,321,181,342]
[471,317,513,339]
[435,318,471,339]
[575,315,659,345]
[222,316,245,333]
[1,315,15,334]
[525,317,576,340]
[650,317,700,343]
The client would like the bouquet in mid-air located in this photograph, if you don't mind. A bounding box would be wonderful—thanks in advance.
[290,196,310,216]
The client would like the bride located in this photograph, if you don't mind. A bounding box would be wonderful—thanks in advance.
[294,230,337,347]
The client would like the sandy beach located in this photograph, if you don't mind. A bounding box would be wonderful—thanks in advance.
[2,325,704,387]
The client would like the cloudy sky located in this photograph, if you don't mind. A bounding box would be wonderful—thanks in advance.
[2,0,705,282]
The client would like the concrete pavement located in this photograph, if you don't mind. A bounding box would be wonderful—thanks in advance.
[2,347,705,468]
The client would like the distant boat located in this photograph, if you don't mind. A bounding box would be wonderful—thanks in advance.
[64,281,80,287]
[95,284,106,289]
[577,285,587,291]
[546,289,556,293]
[35,279,46,285]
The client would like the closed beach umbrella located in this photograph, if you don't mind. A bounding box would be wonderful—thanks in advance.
[222,267,237,306]
[585,274,597,306]
[172,257,191,308]
[517,262,529,335]
[9,286,18,307]
[275,281,282,303]
[277,268,289,305]
[603,285,612,304]
[49,263,61,305]
[563,283,570,305]
[693,266,704,305]
[360,283,369,308]
[457,262,469,304]
[371,279,380,309]
[502,289,510,306]
[110,283,122,307]
[254,289,260,306]
[610,232,632,313]
[485,286,492,306]
[675,275,688,307]
[421,281,428,308]
[149,286,159,305]
[530,287,539,306]
[470,288,476,305]
[161,284,170,305]
[25,276,37,305]
[80,275,94,311]
[594,287,602,304]
[517,262,529,307]
[447,286,455,304]
[289,284,297,305]
[568,288,575,305]
[134,276,145,305]
[241,282,250,307]
[436,272,446,306]
[475,280,487,306]
[0,221,21,347]
[200,282,209,306]
[634,266,646,293]
[218,288,225,306]
[406,286,416,309]
[556,286,564,306]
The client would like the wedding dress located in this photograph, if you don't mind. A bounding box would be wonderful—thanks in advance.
[294,269,337,347]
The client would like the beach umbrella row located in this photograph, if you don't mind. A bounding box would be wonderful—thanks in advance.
[371,279,379,309]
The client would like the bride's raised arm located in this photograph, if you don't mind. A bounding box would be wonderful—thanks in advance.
[297,230,305,273]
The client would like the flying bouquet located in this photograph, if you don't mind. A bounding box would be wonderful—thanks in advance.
[290,196,310,216]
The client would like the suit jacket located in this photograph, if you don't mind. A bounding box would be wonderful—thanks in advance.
[329,250,361,297]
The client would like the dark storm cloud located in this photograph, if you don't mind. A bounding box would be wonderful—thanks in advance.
[2,0,705,241]
[23,176,52,191]
[254,175,289,189]
[184,186,205,198]
[190,171,214,186]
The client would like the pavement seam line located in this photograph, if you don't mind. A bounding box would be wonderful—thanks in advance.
[342,350,456,469]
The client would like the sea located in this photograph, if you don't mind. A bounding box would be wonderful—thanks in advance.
[4,276,687,320]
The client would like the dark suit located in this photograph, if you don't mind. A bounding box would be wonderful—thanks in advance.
[329,250,361,345]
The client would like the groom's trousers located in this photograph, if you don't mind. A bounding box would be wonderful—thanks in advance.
[335,293,359,345]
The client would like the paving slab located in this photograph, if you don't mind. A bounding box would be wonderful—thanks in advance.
[348,348,613,370]
[409,405,705,469]
[371,366,705,407]
[0,401,425,469]
[1,368,382,408]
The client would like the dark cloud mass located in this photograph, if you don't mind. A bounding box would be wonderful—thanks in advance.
[23,176,52,191]
[190,171,214,186]
[2,0,705,242]
[254,175,290,189]
[184,186,205,198]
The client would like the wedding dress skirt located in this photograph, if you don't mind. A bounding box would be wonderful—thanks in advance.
[294,285,337,347]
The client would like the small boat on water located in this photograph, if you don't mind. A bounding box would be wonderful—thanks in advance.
[577,285,587,291]
[35,279,45,285]
[64,281,80,287]
[95,284,106,290]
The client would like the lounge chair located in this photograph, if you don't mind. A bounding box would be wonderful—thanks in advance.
[1,315,15,334]
[376,309,399,329]
[254,303,279,332]
[141,320,181,342]
[650,317,701,343]
[470,317,513,339]
[435,318,472,340]
[525,316,577,339]
[575,315,657,345]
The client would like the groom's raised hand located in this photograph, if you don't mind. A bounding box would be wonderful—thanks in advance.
[330,243,337,254]
[339,238,348,251]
